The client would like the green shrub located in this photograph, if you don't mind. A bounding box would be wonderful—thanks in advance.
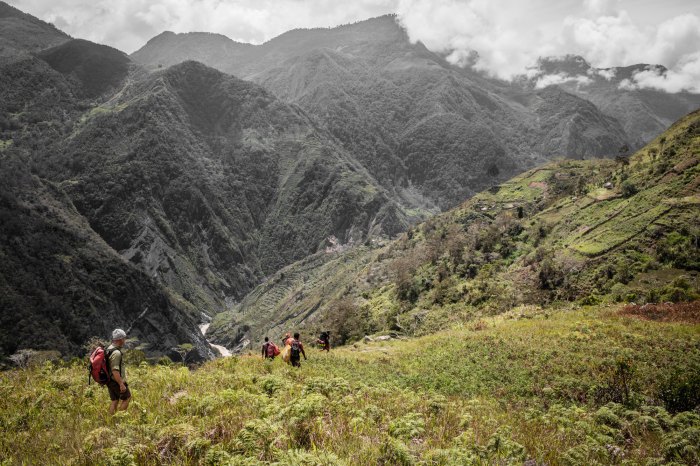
[422,448,477,465]
[105,447,136,466]
[388,412,425,440]
[662,427,700,464]
[303,377,351,399]
[261,375,286,397]
[233,419,284,461]
[277,449,346,466]
[631,415,663,435]
[621,181,637,198]
[484,428,527,463]
[594,406,622,428]
[659,369,700,413]
[204,446,233,466]
[378,437,414,465]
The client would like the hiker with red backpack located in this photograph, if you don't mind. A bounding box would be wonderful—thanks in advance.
[262,336,280,359]
[89,328,131,415]
[106,329,131,414]
[289,332,307,368]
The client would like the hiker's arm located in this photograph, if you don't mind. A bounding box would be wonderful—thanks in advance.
[301,345,307,360]
[112,370,126,392]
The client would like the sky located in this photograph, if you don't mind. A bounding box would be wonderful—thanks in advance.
[7,0,700,93]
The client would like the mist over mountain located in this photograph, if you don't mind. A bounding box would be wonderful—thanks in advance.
[530,55,700,146]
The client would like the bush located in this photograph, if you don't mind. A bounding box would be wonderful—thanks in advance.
[659,369,700,413]
[662,427,700,464]
[620,180,637,198]
[388,412,425,440]
[378,437,414,466]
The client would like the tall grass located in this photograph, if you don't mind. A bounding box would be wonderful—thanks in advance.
[1,305,699,465]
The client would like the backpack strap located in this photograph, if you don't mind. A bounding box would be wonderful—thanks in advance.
[106,347,123,378]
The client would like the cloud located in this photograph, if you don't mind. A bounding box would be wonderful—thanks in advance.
[396,0,700,93]
[623,55,700,93]
[592,68,617,81]
[534,73,593,90]
[8,0,700,93]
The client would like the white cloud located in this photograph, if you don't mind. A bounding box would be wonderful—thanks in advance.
[396,0,700,93]
[593,68,617,80]
[534,73,593,89]
[623,55,700,93]
[7,0,700,93]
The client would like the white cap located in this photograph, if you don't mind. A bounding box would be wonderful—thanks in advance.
[112,328,127,340]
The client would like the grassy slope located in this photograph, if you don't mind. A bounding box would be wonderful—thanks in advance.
[211,110,700,350]
[1,305,699,465]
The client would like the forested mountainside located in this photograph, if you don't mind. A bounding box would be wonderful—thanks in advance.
[133,15,695,209]
[0,1,69,54]
[0,158,214,360]
[0,22,214,359]
[209,110,700,350]
[0,4,427,358]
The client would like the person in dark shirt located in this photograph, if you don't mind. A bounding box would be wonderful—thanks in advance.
[289,332,307,368]
[317,331,330,351]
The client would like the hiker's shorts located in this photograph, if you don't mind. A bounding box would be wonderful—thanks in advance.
[107,381,131,401]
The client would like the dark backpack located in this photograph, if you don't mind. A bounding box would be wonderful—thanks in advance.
[290,340,301,361]
[88,346,116,385]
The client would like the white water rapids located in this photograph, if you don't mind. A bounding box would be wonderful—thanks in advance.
[198,323,232,357]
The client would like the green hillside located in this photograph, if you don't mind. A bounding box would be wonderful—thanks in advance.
[1,305,698,464]
[210,110,700,350]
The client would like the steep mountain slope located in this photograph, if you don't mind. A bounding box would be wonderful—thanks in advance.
[38,39,131,98]
[0,157,214,360]
[132,16,645,209]
[0,35,217,360]
[210,110,700,350]
[39,61,424,312]
[0,5,429,358]
[0,1,69,54]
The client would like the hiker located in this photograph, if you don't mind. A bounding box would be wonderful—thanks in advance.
[281,332,293,363]
[262,336,279,359]
[289,332,307,368]
[106,328,131,415]
[317,331,330,352]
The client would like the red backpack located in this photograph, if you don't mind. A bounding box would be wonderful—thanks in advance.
[88,346,112,385]
[266,342,280,358]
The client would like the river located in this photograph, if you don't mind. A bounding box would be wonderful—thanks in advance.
[198,323,232,357]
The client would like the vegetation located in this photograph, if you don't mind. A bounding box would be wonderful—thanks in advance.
[0,157,212,360]
[2,305,699,464]
[212,109,700,350]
